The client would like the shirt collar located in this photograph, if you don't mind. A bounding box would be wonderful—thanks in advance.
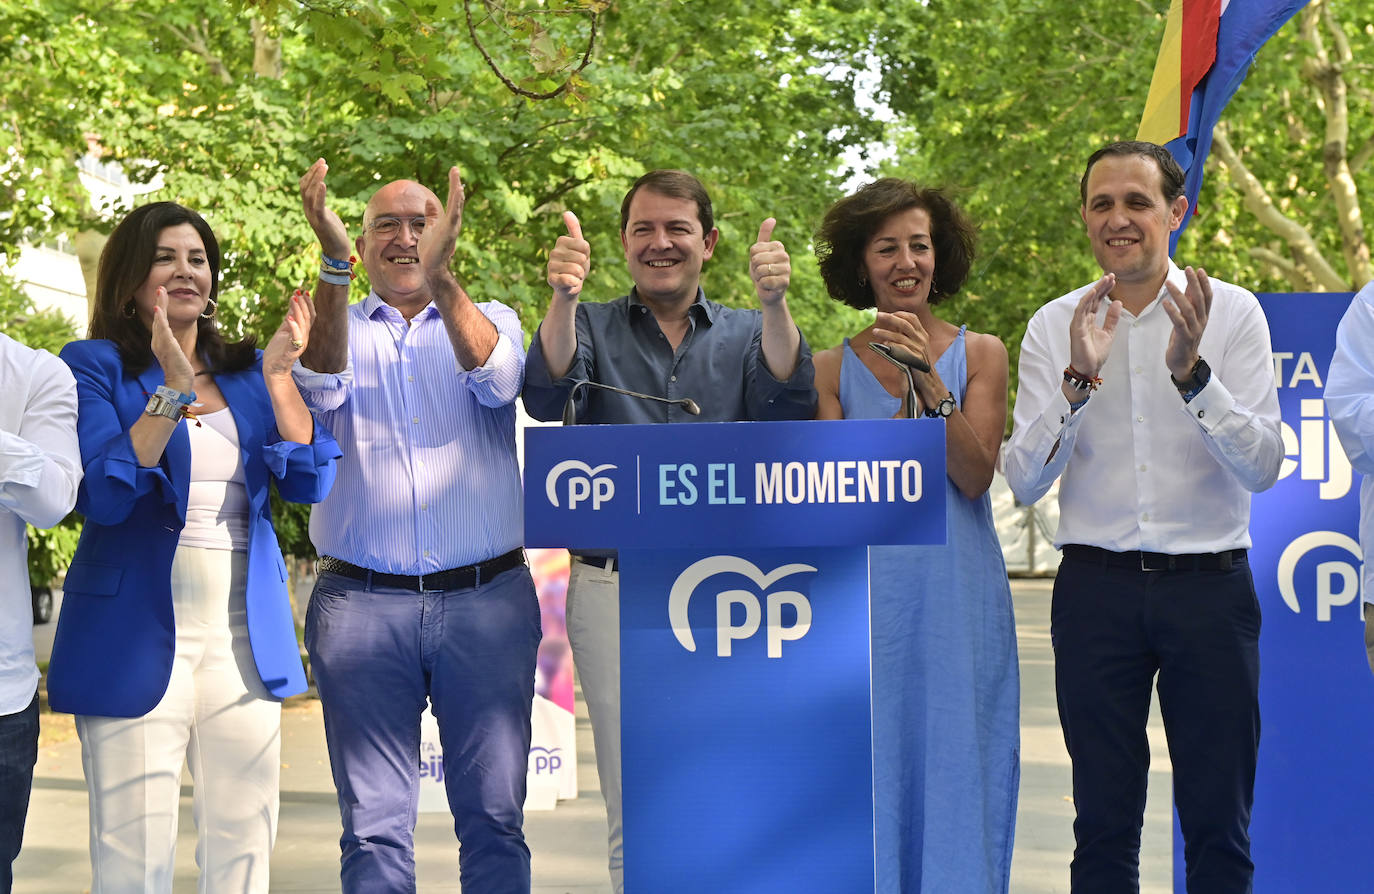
[363,290,437,322]
[626,286,717,325]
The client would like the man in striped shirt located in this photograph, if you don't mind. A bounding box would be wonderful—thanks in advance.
[293,159,539,894]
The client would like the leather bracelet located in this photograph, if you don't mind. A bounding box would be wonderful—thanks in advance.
[1063,365,1101,392]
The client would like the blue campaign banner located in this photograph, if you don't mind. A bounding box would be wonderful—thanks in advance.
[1172,292,1372,892]
[620,546,875,893]
[524,419,946,550]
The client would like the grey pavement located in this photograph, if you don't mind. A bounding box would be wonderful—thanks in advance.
[17,579,1171,893]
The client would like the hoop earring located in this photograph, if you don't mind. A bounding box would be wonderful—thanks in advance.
[123,301,137,318]
[200,298,217,319]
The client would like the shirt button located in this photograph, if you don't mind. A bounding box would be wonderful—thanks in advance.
[1134,366,1143,374]
[412,416,420,424]
[421,502,428,510]
[670,375,677,382]
[1136,415,1144,423]
[1197,409,1206,418]
[408,375,414,382]
[423,549,431,557]
[658,333,665,339]
[1139,464,1147,472]
[1142,513,1150,521]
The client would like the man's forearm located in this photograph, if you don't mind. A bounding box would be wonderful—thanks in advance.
[300,279,350,373]
[760,301,801,381]
[432,271,499,370]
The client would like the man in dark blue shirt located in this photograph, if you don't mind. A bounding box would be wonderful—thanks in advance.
[522,169,816,892]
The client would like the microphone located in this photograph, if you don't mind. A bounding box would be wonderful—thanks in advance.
[868,342,929,419]
[869,342,930,373]
[562,379,703,425]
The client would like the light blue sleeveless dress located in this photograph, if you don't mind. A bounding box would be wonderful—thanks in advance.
[839,329,1020,894]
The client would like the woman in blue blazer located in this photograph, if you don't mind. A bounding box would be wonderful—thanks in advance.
[47,202,341,894]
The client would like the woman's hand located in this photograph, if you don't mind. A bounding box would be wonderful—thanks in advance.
[263,290,314,379]
[871,310,942,402]
[150,287,195,394]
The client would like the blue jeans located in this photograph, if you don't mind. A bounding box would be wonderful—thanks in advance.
[305,565,541,894]
[0,692,39,894]
[1052,553,1260,894]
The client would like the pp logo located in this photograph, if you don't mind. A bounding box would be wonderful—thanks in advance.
[668,556,816,658]
[528,746,563,776]
[545,460,617,510]
[1277,530,1363,621]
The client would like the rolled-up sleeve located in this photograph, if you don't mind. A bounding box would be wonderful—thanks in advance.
[463,301,525,408]
[744,325,817,421]
[60,343,178,526]
[0,349,81,529]
[292,357,355,414]
[262,421,342,504]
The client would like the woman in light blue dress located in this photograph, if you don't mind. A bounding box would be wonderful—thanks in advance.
[812,180,1020,893]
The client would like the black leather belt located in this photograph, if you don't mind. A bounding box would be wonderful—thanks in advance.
[1062,544,1247,573]
[318,548,525,591]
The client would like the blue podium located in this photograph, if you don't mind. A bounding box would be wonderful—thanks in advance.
[525,419,946,892]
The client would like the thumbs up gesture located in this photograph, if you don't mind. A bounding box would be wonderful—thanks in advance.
[548,211,591,303]
[749,218,790,307]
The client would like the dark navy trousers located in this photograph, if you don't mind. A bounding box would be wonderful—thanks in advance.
[1052,550,1260,894]
[306,565,541,894]
[0,692,38,894]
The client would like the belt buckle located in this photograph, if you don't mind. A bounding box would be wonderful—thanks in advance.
[1140,552,1172,573]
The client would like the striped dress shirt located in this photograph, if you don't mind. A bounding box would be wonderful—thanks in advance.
[293,292,525,574]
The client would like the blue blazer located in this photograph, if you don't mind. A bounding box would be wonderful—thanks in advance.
[47,340,341,717]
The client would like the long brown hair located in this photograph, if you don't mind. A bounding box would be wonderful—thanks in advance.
[88,202,255,374]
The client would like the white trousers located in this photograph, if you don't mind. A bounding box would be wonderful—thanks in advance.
[565,558,623,894]
[76,546,281,894]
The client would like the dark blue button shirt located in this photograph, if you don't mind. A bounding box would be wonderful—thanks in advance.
[523,289,816,425]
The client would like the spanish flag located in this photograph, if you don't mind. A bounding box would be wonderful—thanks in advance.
[1137,0,1309,252]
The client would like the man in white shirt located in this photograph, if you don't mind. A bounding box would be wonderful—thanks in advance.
[1323,280,1374,675]
[1003,141,1282,894]
[0,332,81,894]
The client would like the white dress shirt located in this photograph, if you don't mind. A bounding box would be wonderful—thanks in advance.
[0,332,81,714]
[293,292,526,574]
[1324,280,1374,605]
[1003,263,1282,554]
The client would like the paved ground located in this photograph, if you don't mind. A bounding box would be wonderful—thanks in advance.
[18,579,1171,892]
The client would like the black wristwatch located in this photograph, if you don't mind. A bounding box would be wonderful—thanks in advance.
[1171,356,1211,402]
[924,393,956,418]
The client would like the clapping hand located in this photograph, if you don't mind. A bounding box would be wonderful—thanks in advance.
[263,290,315,379]
[149,287,194,394]
[299,159,351,261]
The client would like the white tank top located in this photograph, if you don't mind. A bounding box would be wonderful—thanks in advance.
[180,408,250,550]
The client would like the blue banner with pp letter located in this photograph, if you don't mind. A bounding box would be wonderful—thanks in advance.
[1170,292,1373,892]
[524,419,946,549]
[620,546,874,893]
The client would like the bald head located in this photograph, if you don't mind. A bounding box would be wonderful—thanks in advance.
[357,179,440,310]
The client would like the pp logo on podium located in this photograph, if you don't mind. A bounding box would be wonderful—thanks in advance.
[545,460,617,510]
[668,556,817,658]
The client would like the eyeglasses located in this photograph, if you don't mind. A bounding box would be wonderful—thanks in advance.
[366,216,427,239]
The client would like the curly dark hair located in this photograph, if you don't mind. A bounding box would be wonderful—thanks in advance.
[88,202,255,374]
[814,179,976,310]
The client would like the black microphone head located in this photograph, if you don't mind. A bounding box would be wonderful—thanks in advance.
[681,398,702,415]
[886,344,931,373]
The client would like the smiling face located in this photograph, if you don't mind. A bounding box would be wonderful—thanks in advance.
[860,206,937,313]
[357,179,437,308]
[1080,153,1188,289]
[620,188,718,309]
[131,223,213,329]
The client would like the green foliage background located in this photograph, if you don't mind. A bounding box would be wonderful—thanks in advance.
[1,0,1369,562]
